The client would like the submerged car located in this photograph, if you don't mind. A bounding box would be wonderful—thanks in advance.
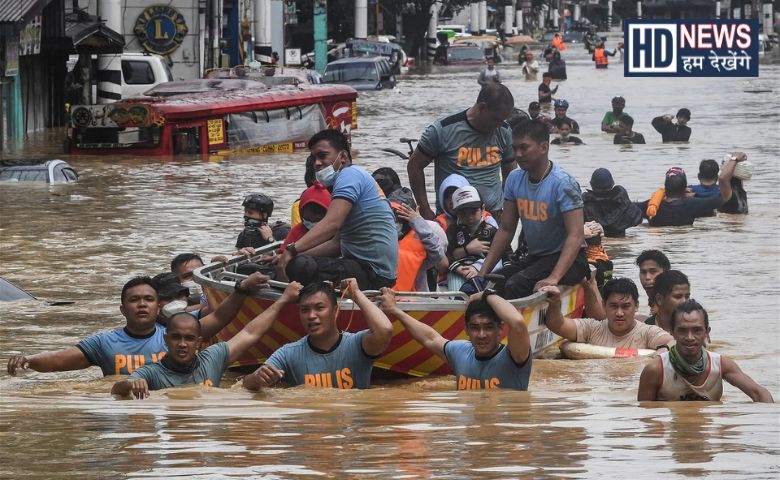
[0,159,79,183]
[434,44,486,65]
[322,57,397,91]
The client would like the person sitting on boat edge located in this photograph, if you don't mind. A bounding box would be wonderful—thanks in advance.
[550,119,583,145]
[613,115,646,145]
[6,273,270,377]
[279,182,332,254]
[541,278,674,351]
[236,193,290,249]
[407,83,516,222]
[582,167,643,237]
[277,129,398,290]
[635,249,671,318]
[638,299,773,403]
[377,288,532,391]
[477,120,590,300]
[644,270,690,333]
[111,282,301,398]
[243,279,393,390]
[389,187,446,292]
[445,186,507,294]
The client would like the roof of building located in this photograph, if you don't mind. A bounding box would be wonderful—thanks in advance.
[0,0,53,24]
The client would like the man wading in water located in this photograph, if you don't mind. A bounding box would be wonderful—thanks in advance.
[638,300,773,403]
[377,287,532,390]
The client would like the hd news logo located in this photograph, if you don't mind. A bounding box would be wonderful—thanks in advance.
[624,19,759,77]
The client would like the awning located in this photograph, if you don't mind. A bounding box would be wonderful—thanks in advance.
[0,0,54,24]
[63,13,124,53]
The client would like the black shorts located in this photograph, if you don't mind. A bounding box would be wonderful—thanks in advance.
[286,255,395,290]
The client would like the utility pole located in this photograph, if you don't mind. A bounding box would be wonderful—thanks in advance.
[314,0,328,72]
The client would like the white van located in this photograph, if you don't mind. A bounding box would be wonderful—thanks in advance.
[68,52,173,101]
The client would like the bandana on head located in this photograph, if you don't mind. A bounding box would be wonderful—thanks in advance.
[665,167,686,178]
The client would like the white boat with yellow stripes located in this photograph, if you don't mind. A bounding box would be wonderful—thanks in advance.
[194,249,585,377]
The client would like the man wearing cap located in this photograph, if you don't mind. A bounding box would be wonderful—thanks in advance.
[651,108,692,142]
[601,97,631,133]
[639,157,743,226]
[582,168,642,237]
[550,99,580,134]
[152,272,192,326]
[478,120,589,299]
[236,193,289,249]
[407,83,516,222]
[520,51,540,81]
[388,187,446,292]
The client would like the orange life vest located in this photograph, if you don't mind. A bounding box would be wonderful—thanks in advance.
[393,229,428,292]
[434,213,448,231]
[594,48,608,67]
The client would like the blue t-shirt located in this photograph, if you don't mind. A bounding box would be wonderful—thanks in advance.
[332,165,398,280]
[76,324,168,376]
[418,110,513,213]
[265,331,375,389]
[128,342,230,390]
[504,162,583,256]
[690,183,720,198]
[443,341,532,390]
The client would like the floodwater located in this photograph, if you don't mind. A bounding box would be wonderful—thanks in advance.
[1,45,779,478]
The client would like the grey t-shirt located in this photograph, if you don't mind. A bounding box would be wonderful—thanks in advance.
[418,110,513,213]
[128,342,230,390]
[265,331,375,389]
[443,340,532,390]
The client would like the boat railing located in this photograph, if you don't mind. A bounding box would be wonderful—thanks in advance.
[194,242,552,310]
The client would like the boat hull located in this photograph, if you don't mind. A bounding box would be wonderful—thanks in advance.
[197,259,585,377]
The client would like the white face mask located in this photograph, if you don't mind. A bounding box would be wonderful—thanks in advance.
[302,219,318,230]
[180,280,201,297]
[315,165,337,187]
[162,300,188,319]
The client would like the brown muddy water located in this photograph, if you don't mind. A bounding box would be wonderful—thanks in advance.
[1,47,779,478]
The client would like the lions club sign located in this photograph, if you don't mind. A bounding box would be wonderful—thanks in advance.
[134,5,188,56]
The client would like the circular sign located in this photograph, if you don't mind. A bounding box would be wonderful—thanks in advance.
[134,5,188,56]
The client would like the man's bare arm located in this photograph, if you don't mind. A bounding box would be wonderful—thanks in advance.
[407,148,435,220]
[722,356,774,403]
[7,347,91,376]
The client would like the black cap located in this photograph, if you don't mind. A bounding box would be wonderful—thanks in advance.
[152,272,189,300]
[590,168,615,192]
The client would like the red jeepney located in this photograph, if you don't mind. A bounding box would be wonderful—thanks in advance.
[67,79,358,156]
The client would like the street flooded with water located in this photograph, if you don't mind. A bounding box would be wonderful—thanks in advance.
[1,46,779,478]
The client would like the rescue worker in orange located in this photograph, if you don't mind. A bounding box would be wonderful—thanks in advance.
[388,187,447,292]
[592,40,616,69]
[551,32,567,51]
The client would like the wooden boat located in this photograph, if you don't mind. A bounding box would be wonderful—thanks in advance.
[195,246,586,378]
[67,79,357,156]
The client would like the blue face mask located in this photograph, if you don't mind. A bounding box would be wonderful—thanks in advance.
[302,219,318,231]
[315,165,337,187]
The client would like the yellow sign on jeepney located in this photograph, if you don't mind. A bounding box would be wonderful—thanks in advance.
[217,142,294,155]
[207,119,224,145]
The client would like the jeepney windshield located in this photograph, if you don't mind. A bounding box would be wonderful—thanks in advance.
[71,126,162,149]
[323,63,379,83]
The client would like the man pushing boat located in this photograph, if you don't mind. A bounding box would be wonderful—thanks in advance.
[7,273,269,377]
[377,287,532,390]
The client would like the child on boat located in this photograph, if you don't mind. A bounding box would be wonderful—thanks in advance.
[444,186,507,294]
